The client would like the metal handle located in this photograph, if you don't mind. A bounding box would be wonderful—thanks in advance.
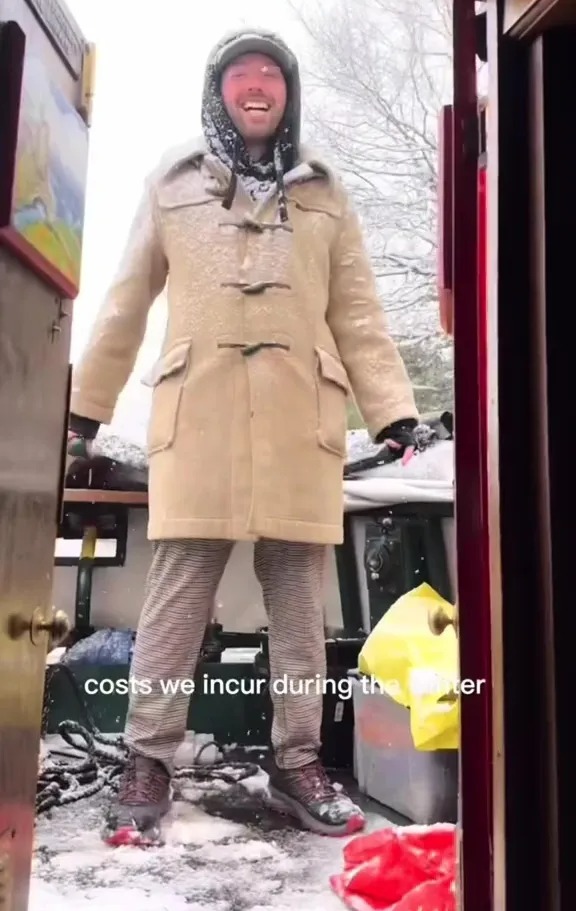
[7,607,70,647]
[428,604,459,637]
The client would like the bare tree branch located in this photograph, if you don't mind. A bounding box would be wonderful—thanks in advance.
[289,0,454,411]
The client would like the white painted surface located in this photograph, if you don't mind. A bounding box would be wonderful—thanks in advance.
[52,510,344,632]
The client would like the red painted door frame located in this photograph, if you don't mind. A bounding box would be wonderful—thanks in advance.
[452,3,493,910]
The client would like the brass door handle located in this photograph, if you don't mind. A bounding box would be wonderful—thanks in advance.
[428,604,459,637]
[7,607,70,647]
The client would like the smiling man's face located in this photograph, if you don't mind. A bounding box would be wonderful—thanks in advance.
[221,52,287,144]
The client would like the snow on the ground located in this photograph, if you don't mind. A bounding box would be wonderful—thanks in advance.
[31,748,392,911]
[30,797,369,911]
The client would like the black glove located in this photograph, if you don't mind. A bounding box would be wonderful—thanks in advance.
[69,413,100,440]
[374,418,417,459]
[66,413,100,474]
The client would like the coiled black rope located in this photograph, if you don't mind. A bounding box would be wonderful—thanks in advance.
[38,664,262,816]
[37,721,126,814]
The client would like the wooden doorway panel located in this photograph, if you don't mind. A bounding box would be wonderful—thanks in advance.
[0,253,71,911]
[0,2,89,908]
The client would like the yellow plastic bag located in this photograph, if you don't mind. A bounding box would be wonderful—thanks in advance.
[358,582,459,750]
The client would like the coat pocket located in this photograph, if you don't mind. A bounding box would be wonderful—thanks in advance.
[144,340,192,454]
[315,346,350,457]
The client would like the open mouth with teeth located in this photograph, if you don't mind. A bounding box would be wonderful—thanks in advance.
[241,101,271,112]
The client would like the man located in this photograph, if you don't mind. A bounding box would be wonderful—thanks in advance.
[68,28,419,842]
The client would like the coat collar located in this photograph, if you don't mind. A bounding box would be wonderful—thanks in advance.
[155,135,337,191]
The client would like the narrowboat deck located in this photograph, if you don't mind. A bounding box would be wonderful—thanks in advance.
[32,737,393,911]
[34,425,453,910]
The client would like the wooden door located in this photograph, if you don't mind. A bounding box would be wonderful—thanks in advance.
[504,0,576,36]
[0,253,72,911]
[0,2,90,908]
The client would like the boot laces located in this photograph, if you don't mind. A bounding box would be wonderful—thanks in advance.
[288,760,336,803]
[120,752,169,805]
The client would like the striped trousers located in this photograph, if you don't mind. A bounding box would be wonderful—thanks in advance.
[125,539,327,770]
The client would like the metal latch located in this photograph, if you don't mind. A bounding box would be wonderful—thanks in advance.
[50,297,68,341]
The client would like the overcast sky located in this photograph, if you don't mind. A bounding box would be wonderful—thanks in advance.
[66,0,309,442]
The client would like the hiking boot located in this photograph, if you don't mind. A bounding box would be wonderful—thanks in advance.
[268,759,366,836]
[104,751,171,846]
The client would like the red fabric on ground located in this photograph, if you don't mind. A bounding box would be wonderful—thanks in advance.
[330,825,457,911]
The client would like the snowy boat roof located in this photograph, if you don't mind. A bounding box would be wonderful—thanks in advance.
[344,434,453,512]
[91,430,453,511]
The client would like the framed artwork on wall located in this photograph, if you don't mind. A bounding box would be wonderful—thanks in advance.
[0,20,89,299]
